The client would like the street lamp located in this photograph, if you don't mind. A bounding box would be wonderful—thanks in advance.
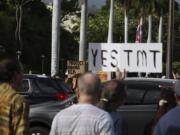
[41,54,45,74]
[16,50,21,60]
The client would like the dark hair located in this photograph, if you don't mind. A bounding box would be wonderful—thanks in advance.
[0,58,22,82]
[97,80,126,112]
[154,88,177,124]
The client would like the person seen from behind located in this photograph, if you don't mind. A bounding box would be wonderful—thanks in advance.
[50,72,114,135]
[153,81,180,135]
[0,57,29,135]
[97,80,128,135]
[144,88,177,135]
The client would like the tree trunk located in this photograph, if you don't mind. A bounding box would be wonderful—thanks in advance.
[140,16,143,42]
[107,0,114,43]
[147,15,152,43]
[124,7,128,43]
[158,12,163,43]
[19,5,23,51]
[166,0,174,78]
[15,5,19,41]
[79,0,87,61]
[51,0,61,76]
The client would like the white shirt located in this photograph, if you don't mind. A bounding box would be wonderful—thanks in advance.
[50,104,114,135]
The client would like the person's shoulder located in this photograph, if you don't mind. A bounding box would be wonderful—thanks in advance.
[0,83,26,104]
[159,106,180,124]
[85,104,110,116]
[154,106,180,135]
[11,89,26,104]
[92,106,112,121]
[54,104,76,117]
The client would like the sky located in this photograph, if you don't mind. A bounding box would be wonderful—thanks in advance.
[42,0,180,12]
[89,0,106,9]
[42,0,106,13]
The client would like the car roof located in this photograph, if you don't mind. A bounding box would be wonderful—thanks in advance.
[24,74,49,78]
[125,77,176,84]
[23,74,64,80]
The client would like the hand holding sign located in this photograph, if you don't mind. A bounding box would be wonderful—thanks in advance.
[67,61,87,78]
[116,68,126,80]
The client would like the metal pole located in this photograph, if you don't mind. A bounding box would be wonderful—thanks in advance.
[79,0,87,61]
[51,0,61,76]
[166,0,174,79]
[16,50,21,60]
[41,55,45,74]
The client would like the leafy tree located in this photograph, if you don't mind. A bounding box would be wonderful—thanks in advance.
[0,0,79,74]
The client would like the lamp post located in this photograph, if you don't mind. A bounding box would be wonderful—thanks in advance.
[41,54,45,74]
[16,50,21,60]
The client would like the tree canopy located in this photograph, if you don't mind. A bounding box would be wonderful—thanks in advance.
[0,0,180,74]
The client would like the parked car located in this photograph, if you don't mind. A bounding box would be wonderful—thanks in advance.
[29,78,176,135]
[18,74,71,104]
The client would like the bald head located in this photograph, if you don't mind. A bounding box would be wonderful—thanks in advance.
[77,73,101,103]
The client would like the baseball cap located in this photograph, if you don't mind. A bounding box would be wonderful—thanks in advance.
[175,80,180,97]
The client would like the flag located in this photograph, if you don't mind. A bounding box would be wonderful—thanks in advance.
[135,19,143,43]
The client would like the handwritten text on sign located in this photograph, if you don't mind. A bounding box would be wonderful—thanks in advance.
[88,43,162,73]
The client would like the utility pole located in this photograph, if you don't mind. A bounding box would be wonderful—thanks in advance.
[51,0,61,76]
[166,0,174,79]
[79,0,87,61]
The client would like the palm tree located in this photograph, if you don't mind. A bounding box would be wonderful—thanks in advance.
[155,0,168,43]
[14,0,32,59]
[51,0,61,76]
[107,0,114,43]
[146,0,155,43]
[79,0,88,61]
[120,0,131,43]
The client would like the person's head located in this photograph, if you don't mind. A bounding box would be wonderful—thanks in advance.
[76,72,101,105]
[0,58,23,89]
[97,80,126,112]
[175,80,180,104]
[154,88,177,124]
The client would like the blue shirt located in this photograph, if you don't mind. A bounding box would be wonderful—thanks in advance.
[153,106,180,135]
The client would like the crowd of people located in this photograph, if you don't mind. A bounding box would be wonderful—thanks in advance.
[0,56,180,135]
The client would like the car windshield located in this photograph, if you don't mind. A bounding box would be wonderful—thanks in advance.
[35,78,63,94]
[54,79,73,93]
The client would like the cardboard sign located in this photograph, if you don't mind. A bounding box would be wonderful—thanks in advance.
[67,61,87,77]
[88,43,163,73]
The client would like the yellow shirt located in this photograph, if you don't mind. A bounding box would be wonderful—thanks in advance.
[0,83,29,135]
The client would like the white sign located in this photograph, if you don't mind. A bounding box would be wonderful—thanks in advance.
[88,43,163,73]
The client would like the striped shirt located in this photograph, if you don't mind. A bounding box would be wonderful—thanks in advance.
[0,83,29,135]
[50,104,115,135]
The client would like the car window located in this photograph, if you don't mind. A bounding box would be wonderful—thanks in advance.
[55,80,73,93]
[35,78,64,94]
[18,79,30,92]
[143,84,173,104]
[143,90,160,104]
[125,83,146,105]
